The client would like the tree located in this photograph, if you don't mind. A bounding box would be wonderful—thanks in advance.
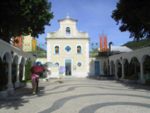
[0,0,53,42]
[112,0,150,41]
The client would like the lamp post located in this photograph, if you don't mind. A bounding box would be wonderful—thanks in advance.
[108,42,113,56]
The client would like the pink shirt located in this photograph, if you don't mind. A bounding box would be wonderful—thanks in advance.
[31,73,39,81]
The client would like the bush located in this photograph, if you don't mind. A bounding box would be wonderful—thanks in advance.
[25,60,32,82]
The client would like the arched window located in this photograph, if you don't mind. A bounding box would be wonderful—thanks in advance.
[66,27,71,35]
[55,46,59,54]
[77,45,81,54]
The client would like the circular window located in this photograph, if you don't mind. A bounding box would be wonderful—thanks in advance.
[65,46,71,52]
[77,62,82,67]
[55,62,59,66]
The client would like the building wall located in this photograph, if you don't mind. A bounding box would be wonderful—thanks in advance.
[32,38,37,51]
[47,17,89,77]
[12,34,37,52]
[22,35,33,52]
[22,35,37,52]
[47,39,89,77]
[89,57,108,76]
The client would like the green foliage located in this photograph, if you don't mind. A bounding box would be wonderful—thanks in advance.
[124,39,150,49]
[25,60,32,81]
[90,48,99,57]
[0,0,53,42]
[90,51,98,57]
[112,0,150,41]
[29,46,46,58]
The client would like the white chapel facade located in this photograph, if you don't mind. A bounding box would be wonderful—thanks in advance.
[46,16,89,77]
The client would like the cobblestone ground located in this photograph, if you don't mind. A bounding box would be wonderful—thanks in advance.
[0,78,150,113]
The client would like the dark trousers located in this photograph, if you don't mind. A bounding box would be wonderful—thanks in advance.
[36,79,39,93]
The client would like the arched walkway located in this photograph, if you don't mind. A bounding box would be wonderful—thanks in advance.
[129,57,140,80]
[109,46,150,84]
[0,39,35,95]
[123,59,129,79]
[116,60,122,79]
[143,55,150,84]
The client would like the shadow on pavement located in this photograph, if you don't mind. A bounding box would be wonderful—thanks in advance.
[88,75,150,91]
[0,84,45,110]
[116,80,150,91]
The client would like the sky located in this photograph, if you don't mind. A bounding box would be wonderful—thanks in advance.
[37,0,133,50]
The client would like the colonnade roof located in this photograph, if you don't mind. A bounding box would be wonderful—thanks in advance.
[109,46,150,63]
[0,39,35,61]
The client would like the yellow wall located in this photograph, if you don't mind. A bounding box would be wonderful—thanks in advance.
[47,39,89,75]
[32,38,37,51]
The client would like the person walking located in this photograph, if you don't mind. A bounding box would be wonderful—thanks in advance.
[31,72,39,94]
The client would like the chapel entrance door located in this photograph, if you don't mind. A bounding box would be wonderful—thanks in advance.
[65,59,72,76]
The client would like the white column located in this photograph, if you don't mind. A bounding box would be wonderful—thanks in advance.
[7,62,14,95]
[47,41,51,62]
[22,64,26,81]
[7,63,13,88]
[140,61,145,84]
[121,63,125,79]
[86,42,89,76]
[15,64,20,87]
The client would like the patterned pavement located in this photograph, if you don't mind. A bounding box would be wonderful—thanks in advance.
[0,78,150,113]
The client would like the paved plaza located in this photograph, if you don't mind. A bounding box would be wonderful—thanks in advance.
[0,78,150,113]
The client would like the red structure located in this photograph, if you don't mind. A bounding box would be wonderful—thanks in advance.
[99,34,108,52]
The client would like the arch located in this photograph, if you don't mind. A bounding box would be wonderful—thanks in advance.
[116,59,122,79]
[128,57,140,80]
[2,52,12,63]
[142,55,150,83]
[13,55,19,64]
[123,59,129,79]
[20,57,26,65]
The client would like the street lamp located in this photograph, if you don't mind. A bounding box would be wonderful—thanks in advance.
[108,42,113,56]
